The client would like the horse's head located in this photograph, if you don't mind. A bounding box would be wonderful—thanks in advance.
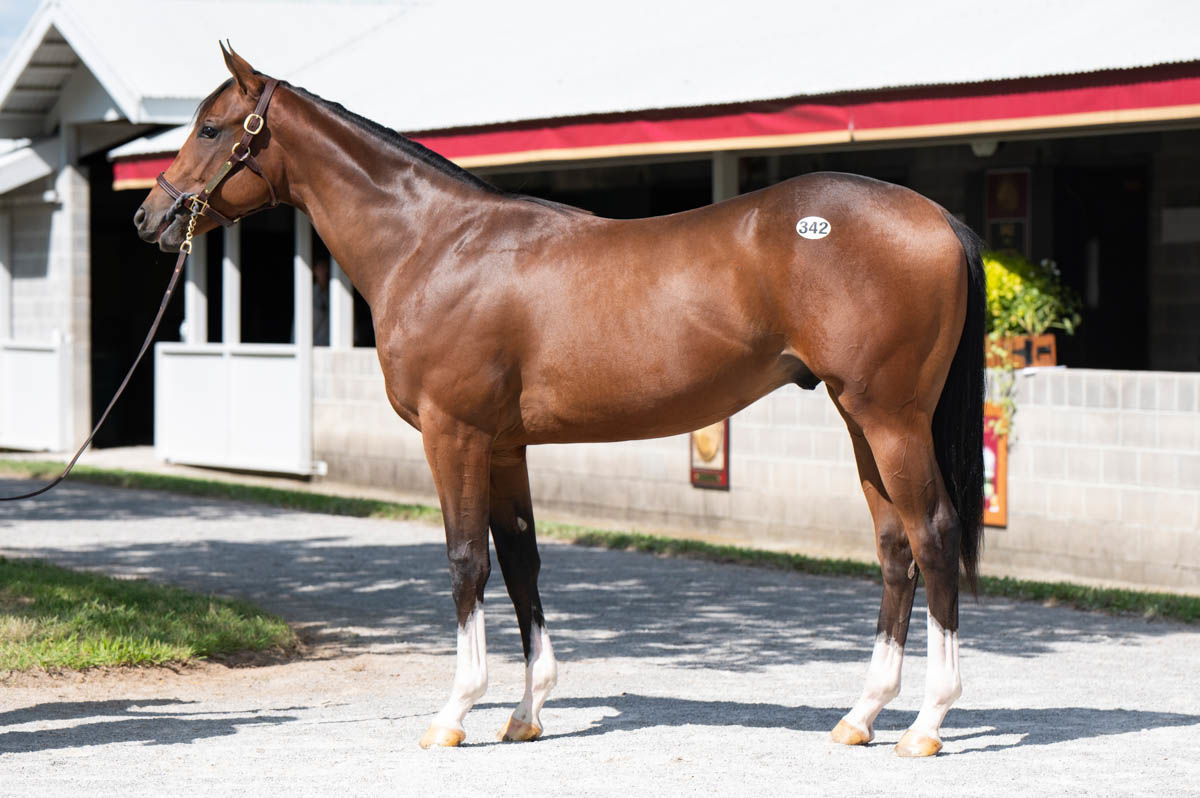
[134,44,281,252]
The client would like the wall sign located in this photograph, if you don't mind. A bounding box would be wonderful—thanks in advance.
[985,168,1031,256]
[983,402,1008,528]
[690,418,730,490]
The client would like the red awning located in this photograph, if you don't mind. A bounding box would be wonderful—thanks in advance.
[114,62,1200,189]
[113,156,173,191]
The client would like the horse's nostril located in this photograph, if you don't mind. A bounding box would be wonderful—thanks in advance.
[133,206,147,227]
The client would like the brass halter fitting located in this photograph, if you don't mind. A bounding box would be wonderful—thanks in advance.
[179,210,199,255]
[155,77,280,230]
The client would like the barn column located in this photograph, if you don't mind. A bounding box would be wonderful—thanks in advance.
[55,127,89,450]
[712,151,740,203]
[294,210,314,467]
[183,233,207,344]
[329,258,353,349]
[0,209,10,338]
[222,224,240,344]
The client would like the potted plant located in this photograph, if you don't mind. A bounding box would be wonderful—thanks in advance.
[984,250,1082,369]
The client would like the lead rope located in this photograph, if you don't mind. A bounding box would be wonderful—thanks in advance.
[0,212,198,502]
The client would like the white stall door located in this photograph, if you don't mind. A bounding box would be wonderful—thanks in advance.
[0,339,65,451]
[155,343,316,475]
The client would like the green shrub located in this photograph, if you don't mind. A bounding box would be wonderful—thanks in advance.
[984,250,1082,338]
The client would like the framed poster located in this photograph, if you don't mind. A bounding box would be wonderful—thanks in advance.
[983,402,1008,528]
[985,168,1031,257]
[690,418,730,490]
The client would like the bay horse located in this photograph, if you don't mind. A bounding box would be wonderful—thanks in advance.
[134,46,984,757]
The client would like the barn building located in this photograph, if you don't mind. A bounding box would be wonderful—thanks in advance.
[1,0,1198,590]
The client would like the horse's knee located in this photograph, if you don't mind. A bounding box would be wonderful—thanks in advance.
[447,543,491,601]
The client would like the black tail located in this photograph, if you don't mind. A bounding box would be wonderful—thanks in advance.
[933,212,986,592]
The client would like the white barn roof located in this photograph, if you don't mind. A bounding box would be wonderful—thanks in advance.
[2,0,1200,164]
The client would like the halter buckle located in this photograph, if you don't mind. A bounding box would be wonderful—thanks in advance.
[243,113,265,135]
[231,141,252,161]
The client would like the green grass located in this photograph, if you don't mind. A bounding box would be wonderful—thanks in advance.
[0,556,295,670]
[2,458,1198,625]
[0,459,441,524]
[538,523,882,580]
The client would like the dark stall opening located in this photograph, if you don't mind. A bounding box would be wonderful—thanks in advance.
[88,154,183,448]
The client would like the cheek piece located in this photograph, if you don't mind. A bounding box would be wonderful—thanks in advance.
[156,77,280,232]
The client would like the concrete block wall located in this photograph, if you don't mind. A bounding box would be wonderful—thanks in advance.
[312,349,436,497]
[314,349,1199,593]
[8,178,59,341]
[997,368,1199,590]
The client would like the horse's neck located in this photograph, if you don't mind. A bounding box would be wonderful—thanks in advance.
[276,90,499,306]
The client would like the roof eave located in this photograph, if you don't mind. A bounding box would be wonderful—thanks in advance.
[0,2,57,117]
[49,1,144,123]
[0,0,180,133]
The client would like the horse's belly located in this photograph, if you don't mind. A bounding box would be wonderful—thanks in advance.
[517,347,792,444]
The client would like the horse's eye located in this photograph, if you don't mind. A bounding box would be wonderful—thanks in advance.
[198,125,219,139]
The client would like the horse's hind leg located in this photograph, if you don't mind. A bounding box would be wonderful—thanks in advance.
[417,409,494,749]
[830,403,919,746]
[489,447,558,742]
[859,413,964,757]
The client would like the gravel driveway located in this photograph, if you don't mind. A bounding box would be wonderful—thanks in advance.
[1,478,1197,796]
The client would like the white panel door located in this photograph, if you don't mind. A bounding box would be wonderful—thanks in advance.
[0,340,64,451]
[155,343,314,474]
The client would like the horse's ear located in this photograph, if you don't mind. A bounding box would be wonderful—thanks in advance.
[219,40,265,98]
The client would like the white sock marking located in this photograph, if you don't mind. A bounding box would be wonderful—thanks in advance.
[511,623,557,728]
[841,632,904,738]
[432,606,488,731]
[908,612,962,741]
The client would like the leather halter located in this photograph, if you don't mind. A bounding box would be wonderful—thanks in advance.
[157,77,280,234]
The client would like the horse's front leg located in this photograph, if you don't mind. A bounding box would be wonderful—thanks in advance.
[489,447,558,742]
[418,410,494,749]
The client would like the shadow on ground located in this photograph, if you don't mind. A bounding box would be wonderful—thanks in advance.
[0,699,300,754]
[475,694,1200,753]
[0,478,1191,673]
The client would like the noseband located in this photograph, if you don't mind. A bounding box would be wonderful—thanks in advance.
[156,77,280,242]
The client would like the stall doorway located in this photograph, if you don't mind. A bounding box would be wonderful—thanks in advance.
[88,155,184,448]
[1052,166,1150,369]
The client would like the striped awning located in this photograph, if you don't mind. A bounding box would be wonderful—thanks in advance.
[111,62,1200,189]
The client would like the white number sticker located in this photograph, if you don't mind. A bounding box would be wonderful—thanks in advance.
[796,216,831,239]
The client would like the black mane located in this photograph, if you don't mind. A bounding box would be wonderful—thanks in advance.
[289,82,593,216]
[287,83,507,197]
[198,76,589,214]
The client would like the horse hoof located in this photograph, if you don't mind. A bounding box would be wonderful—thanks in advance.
[894,730,942,757]
[497,716,542,742]
[418,725,466,749]
[830,719,872,746]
